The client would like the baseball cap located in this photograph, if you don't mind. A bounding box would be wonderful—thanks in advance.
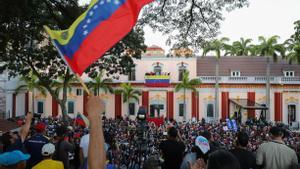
[35,122,46,133]
[42,143,56,156]
[195,136,210,154]
[0,150,30,166]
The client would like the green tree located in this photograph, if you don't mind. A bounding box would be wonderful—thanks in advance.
[50,72,79,119]
[285,20,300,64]
[286,41,300,64]
[175,71,201,121]
[232,38,253,56]
[140,0,249,50]
[0,0,146,120]
[202,37,229,120]
[88,71,113,96]
[15,73,47,114]
[117,83,141,117]
[249,44,259,56]
[256,35,285,120]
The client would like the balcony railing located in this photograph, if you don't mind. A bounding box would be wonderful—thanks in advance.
[199,76,300,84]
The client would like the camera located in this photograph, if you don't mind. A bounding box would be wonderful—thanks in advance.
[136,106,148,153]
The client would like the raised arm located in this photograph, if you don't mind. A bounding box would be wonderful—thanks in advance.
[86,96,106,169]
[19,112,33,142]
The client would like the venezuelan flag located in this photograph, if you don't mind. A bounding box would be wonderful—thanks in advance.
[44,0,153,75]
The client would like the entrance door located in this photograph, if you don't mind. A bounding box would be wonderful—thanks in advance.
[150,104,164,117]
[288,105,296,125]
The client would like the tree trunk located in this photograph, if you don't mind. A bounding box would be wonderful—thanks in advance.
[58,101,68,121]
[127,96,130,117]
[32,89,35,113]
[60,77,69,121]
[183,88,186,121]
[215,58,220,121]
[266,57,271,120]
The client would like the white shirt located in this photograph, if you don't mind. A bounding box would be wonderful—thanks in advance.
[79,134,109,159]
[80,134,90,158]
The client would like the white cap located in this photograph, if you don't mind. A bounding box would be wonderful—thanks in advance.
[195,136,210,154]
[42,143,55,156]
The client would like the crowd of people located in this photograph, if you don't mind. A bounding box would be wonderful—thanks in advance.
[0,97,300,169]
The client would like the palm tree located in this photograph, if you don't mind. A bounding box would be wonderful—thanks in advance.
[175,71,201,121]
[117,83,141,116]
[202,37,229,120]
[88,71,113,96]
[285,39,300,64]
[16,73,46,114]
[256,35,285,120]
[249,44,259,56]
[232,38,253,56]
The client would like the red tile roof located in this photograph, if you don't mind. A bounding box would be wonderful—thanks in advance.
[197,56,300,76]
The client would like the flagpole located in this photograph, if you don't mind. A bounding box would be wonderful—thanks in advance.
[75,73,91,96]
[45,34,91,97]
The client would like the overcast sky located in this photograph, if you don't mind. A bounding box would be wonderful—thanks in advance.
[79,0,300,52]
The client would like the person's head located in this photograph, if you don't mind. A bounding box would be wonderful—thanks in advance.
[41,143,56,159]
[1,132,14,147]
[236,131,249,147]
[143,156,160,169]
[194,136,211,163]
[269,126,284,140]
[0,150,30,169]
[207,150,240,169]
[202,131,212,141]
[56,126,67,138]
[167,127,178,139]
[35,122,46,134]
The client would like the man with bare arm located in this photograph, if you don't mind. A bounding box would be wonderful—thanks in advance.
[86,96,106,169]
[1,112,33,152]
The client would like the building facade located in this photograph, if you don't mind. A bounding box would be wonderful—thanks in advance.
[2,45,300,125]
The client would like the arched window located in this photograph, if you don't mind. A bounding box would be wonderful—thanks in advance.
[128,66,136,81]
[154,65,162,75]
[207,104,214,118]
[178,66,187,81]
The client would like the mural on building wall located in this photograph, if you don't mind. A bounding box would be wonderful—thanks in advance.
[34,92,47,99]
[204,95,214,102]
[285,96,299,103]
[257,96,266,104]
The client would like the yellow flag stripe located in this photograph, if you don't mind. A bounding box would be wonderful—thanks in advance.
[44,0,98,45]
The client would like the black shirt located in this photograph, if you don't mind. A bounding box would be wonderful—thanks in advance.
[25,133,49,169]
[159,139,185,169]
[230,148,257,169]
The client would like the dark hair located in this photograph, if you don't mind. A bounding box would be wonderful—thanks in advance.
[56,126,67,137]
[237,132,249,147]
[0,132,12,150]
[202,131,211,141]
[269,126,283,137]
[168,127,178,138]
[143,156,160,169]
[207,150,240,169]
[192,146,210,163]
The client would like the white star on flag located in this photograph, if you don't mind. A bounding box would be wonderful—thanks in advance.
[86,19,91,24]
[83,25,88,29]
[89,11,94,16]
[94,5,98,9]
[83,30,88,35]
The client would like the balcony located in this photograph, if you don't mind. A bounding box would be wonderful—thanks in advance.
[199,76,300,84]
[145,72,170,87]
